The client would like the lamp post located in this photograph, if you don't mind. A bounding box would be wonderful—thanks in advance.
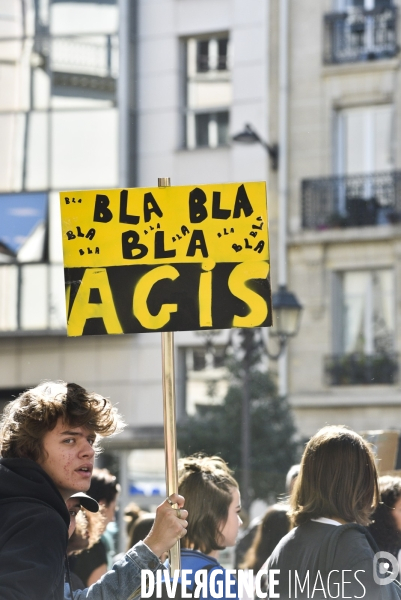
[232,122,302,359]
[232,124,279,171]
[219,315,301,513]
[200,294,301,514]
[267,285,303,359]
[231,120,302,514]
[239,287,302,511]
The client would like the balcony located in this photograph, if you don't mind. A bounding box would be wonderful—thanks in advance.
[302,171,401,230]
[324,6,398,64]
[32,33,118,100]
[52,34,118,100]
[325,353,398,386]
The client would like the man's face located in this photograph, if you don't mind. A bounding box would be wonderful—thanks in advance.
[37,417,95,500]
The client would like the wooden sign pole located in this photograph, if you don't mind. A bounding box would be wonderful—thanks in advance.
[158,177,181,574]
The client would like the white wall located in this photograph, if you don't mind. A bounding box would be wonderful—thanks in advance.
[136,0,269,188]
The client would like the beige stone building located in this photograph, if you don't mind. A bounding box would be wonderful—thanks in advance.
[275,0,401,439]
[2,0,401,514]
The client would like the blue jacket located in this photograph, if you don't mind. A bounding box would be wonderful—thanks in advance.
[166,549,239,600]
[65,541,162,600]
[65,545,239,600]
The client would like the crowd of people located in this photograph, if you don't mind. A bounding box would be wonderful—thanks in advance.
[1,381,401,600]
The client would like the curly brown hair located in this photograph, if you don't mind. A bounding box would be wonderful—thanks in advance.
[369,476,401,557]
[178,454,239,555]
[0,381,124,462]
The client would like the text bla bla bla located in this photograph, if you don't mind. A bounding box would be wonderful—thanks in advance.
[71,184,265,259]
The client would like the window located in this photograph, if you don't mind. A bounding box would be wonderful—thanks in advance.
[0,1,119,331]
[336,105,393,176]
[0,192,66,332]
[183,34,231,149]
[334,106,394,222]
[0,193,47,260]
[326,269,397,385]
[0,0,119,193]
[302,106,397,229]
[186,346,226,371]
[338,270,394,355]
[184,345,229,415]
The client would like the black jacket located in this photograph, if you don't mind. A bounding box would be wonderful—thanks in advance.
[0,457,70,600]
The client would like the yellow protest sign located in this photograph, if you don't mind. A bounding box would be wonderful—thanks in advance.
[60,182,272,336]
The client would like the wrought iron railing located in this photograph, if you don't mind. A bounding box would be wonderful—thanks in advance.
[324,6,398,64]
[325,353,398,385]
[302,171,401,230]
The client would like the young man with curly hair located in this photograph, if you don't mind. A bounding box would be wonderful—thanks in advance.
[0,381,187,600]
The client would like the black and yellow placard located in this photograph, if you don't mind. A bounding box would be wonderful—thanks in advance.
[59,182,272,336]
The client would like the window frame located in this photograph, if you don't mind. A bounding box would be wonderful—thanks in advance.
[332,268,395,356]
[181,32,231,151]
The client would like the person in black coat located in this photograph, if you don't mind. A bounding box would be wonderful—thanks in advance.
[369,475,401,580]
[0,381,187,600]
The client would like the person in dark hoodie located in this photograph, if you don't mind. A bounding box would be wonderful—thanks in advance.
[0,381,188,600]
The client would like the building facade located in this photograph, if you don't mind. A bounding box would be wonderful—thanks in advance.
[132,0,401,439]
[0,1,166,437]
[2,0,401,511]
[282,0,401,437]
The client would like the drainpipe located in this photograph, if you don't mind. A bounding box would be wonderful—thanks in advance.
[278,0,289,397]
[118,0,131,187]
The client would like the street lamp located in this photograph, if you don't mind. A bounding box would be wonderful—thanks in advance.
[232,123,279,170]
[234,288,301,511]
[265,285,303,360]
[231,123,301,513]
[199,309,302,513]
